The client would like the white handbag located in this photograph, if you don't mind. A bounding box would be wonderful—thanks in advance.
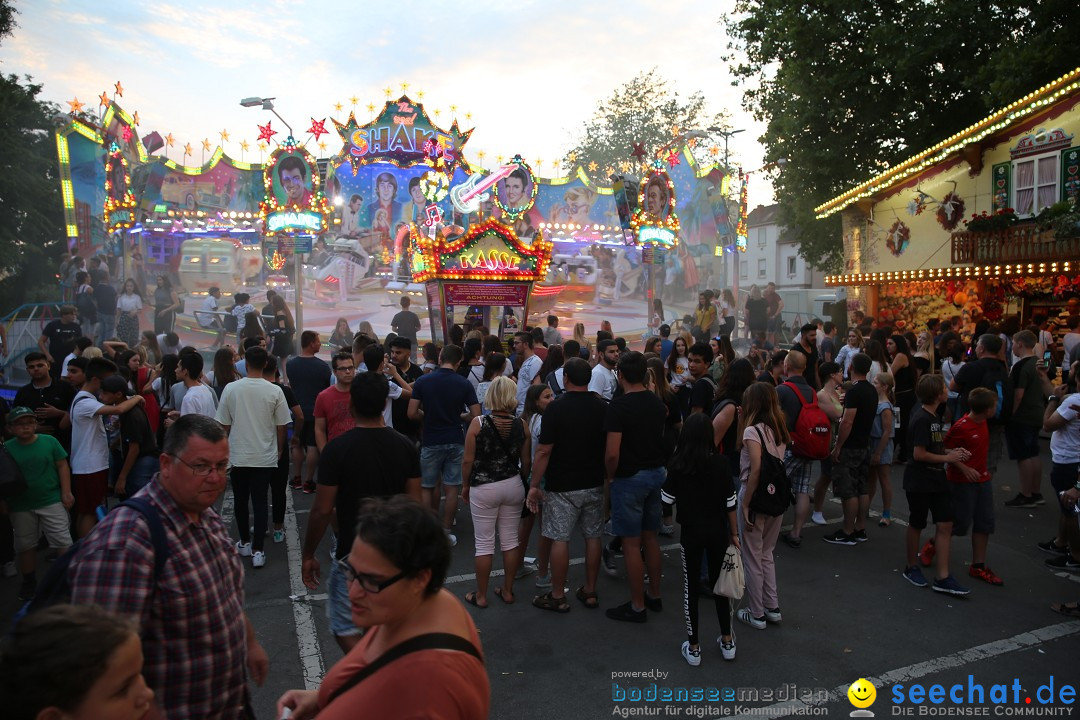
[713,546,745,600]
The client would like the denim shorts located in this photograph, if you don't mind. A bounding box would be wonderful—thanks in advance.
[420,444,464,488]
[610,467,666,537]
[326,558,361,638]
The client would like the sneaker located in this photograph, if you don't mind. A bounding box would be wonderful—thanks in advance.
[903,566,928,588]
[516,562,538,579]
[605,601,647,623]
[718,636,737,661]
[680,641,701,666]
[1004,493,1036,508]
[273,530,285,544]
[919,539,936,567]
[535,574,552,590]
[737,607,766,630]
[659,523,676,536]
[823,530,856,546]
[1045,555,1080,571]
[252,551,266,568]
[302,481,316,495]
[968,565,1004,586]
[781,533,802,549]
[2,561,16,577]
[235,541,252,557]
[1031,493,1046,506]
[644,594,662,612]
[810,512,827,526]
[764,607,782,623]
[1037,538,1069,556]
[852,529,868,543]
[17,578,36,601]
[444,530,457,548]
[932,575,970,596]
[602,547,618,576]
[290,477,302,490]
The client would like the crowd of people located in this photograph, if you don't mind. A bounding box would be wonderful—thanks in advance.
[4,283,1080,718]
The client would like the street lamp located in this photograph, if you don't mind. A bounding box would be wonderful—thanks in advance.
[707,127,745,169]
[240,95,303,334]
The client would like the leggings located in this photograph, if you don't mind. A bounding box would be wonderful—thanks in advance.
[231,466,273,552]
[271,449,289,526]
[680,531,732,645]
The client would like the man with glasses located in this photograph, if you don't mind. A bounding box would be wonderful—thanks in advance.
[216,347,291,569]
[302,372,421,652]
[315,352,359,450]
[70,414,270,719]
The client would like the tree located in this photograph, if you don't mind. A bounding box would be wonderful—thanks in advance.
[561,69,729,177]
[725,0,1080,273]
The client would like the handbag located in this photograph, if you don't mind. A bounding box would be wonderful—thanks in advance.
[712,545,745,600]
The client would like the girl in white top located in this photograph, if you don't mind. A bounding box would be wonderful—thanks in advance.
[667,334,692,389]
[835,328,864,377]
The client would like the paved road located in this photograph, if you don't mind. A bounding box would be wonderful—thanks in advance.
[3,444,1078,718]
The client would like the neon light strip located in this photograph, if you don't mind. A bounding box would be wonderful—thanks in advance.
[825,260,1073,285]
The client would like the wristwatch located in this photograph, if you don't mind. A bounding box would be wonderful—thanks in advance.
[1048,395,1060,403]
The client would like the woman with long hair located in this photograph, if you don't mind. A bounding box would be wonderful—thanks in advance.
[869,372,896,526]
[269,295,296,366]
[115,279,143,348]
[139,330,162,367]
[208,346,239,398]
[736,382,790,631]
[865,339,890,384]
[519,383,554,586]
[708,335,735,385]
[667,333,692,392]
[572,322,592,361]
[152,274,181,335]
[914,330,935,377]
[644,336,662,356]
[241,311,265,344]
[357,320,376,340]
[835,328,864,378]
[475,352,508,414]
[712,358,757,481]
[537,345,564,387]
[887,334,917,462]
[720,289,737,338]
[745,285,767,340]
[664,413,739,665]
[329,317,353,353]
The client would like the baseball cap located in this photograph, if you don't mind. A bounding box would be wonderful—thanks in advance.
[6,406,35,423]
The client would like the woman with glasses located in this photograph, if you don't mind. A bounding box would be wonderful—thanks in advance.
[277,496,489,720]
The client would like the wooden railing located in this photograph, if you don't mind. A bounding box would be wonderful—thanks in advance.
[951,226,1080,264]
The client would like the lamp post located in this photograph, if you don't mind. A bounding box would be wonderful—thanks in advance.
[240,96,303,335]
[707,127,745,170]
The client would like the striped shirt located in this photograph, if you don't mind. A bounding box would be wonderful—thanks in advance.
[69,479,249,720]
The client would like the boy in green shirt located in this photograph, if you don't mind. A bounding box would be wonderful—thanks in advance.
[4,406,73,600]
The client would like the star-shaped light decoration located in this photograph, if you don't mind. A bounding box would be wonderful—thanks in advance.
[477,150,486,161]
[400,81,410,93]
[219,129,230,142]
[619,161,631,172]
[333,102,343,113]
[67,97,84,114]
[202,138,211,152]
[318,141,327,153]
[417,90,425,101]
[366,102,375,114]
[466,112,473,121]
[535,158,543,168]
[114,81,124,97]
[567,151,578,165]
[687,137,697,149]
[605,166,614,177]
[183,143,192,158]
[670,125,680,137]
[434,108,441,118]
[258,141,268,152]
[308,117,329,141]
[257,121,276,143]
[666,150,681,168]
[630,142,647,161]
[383,87,393,98]
[588,161,599,172]
[98,91,110,107]
[120,125,133,142]
[240,139,250,152]
[165,133,175,147]
[449,104,458,116]
[132,111,140,126]
[496,154,505,164]
[349,95,359,106]
[709,145,720,157]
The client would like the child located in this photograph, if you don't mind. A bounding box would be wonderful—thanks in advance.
[4,406,73,600]
[230,292,256,344]
[902,374,972,595]
[869,372,896,526]
[941,387,1003,585]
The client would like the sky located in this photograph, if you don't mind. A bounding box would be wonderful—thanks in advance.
[0,0,775,204]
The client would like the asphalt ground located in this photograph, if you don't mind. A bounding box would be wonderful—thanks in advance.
[2,442,1078,719]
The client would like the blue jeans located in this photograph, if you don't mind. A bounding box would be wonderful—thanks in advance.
[610,467,667,537]
[125,455,159,498]
[420,444,465,488]
[96,315,116,346]
[326,558,361,638]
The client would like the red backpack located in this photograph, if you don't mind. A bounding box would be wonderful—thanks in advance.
[781,382,831,460]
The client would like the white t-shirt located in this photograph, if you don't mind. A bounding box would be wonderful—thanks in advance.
[157,334,181,356]
[516,354,542,414]
[199,295,219,328]
[116,293,142,313]
[61,353,77,377]
[465,364,485,389]
[1050,394,1080,464]
[215,378,292,467]
[589,364,618,400]
[181,383,218,418]
[70,390,109,474]
[669,357,691,388]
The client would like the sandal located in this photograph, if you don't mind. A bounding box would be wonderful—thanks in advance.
[532,592,571,613]
[1050,601,1080,617]
[494,587,515,604]
[464,591,487,609]
[576,586,600,609]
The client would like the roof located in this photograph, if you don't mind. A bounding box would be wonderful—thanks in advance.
[814,67,1080,219]
[747,203,780,227]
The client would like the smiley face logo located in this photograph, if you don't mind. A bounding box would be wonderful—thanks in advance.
[848,678,877,709]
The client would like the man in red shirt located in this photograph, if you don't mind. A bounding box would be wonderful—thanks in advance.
[314,352,356,451]
[943,387,1003,586]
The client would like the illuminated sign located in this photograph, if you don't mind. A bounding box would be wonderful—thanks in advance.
[103,139,137,233]
[410,218,553,283]
[259,137,330,236]
[267,210,323,234]
[333,96,473,176]
[637,226,676,247]
[735,175,748,252]
[630,165,680,249]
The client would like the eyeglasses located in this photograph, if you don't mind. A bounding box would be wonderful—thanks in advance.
[334,366,355,373]
[169,455,231,477]
[336,558,408,593]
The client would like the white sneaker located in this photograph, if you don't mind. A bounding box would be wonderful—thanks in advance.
[811,512,827,526]
[718,635,737,661]
[659,523,676,536]
[273,530,285,544]
[2,561,16,577]
[737,607,766,630]
[680,641,701,667]
[235,541,252,557]
[516,562,538,579]
[764,607,782,623]
[445,530,457,547]
[252,551,266,568]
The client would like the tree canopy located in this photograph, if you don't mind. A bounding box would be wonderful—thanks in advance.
[561,69,729,178]
[725,0,1080,273]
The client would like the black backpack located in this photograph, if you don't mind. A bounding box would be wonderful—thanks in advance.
[9,498,170,633]
[223,305,238,332]
[747,427,793,517]
[75,288,97,324]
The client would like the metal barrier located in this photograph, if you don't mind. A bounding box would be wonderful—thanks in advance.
[1,303,66,385]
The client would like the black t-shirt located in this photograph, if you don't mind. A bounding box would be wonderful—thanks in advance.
[14,380,77,448]
[954,357,1008,421]
[391,363,424,441]
[537,391,608,492]
[662,454,736,534]
[604,390,667,477]
[391,310,421,340]
[318,427,421,559]
[841,379,878,449]
[41,319,82,362]
[276,383,298,411]
[285,355,331,415]
[688,376,716,414]
[903,406,947,493]
[93,282,117,315]
[789,342,820,390]
[756,371,777,386]
[119,404,158,459]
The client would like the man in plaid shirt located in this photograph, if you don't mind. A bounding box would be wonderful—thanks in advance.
[69,414,269,719]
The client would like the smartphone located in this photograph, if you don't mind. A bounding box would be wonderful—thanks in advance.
[1044,350,1053,363]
